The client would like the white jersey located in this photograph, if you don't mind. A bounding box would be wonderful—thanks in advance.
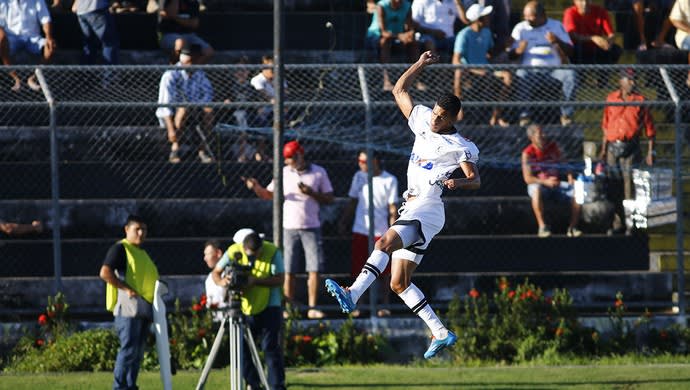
[348,170,399,236]
[205,272,227,321]
[405,105,479,203]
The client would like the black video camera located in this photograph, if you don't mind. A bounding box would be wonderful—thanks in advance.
[224,251,254,289]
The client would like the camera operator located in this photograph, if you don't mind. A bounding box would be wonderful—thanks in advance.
[212,230,286,390]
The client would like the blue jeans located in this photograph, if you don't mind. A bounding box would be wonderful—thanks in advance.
[78,8,119,65]
[242,306,286,390]
[113,316,150,390]
[516,67,575,118]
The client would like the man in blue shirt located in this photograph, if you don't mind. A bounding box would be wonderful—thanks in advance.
[452,3,512,127]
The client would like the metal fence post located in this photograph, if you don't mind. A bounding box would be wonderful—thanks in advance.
[358,66,379,320]
[35,68,62,294]
[660,67,685,323]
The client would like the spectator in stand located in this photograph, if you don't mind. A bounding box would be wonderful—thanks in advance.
[562,0,621,66]
[224,55,258,128]
[521,123,582,238]
[670,0,690,49]
[339,150,399,317]
[242,140,334,320]
[600,69,655,235]
[366,0,419,90]
[159,0,213,63]
[487,0,513,60]
[72,0,119,65]
[452,3,512,127]
[109,0,144,13]
[633,0,675,51]
[251,55,287,127]
[0,220,43,236]
[202,239,227,321]
[510,1,575,127]
[156,43,215,164]
[0,0,56,92]
[411,0,468,56]
[669,0,690,87]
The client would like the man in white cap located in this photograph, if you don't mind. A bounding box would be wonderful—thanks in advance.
[452,3,512,127]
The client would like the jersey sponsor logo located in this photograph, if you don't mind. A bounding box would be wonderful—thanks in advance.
[410,152,433,170]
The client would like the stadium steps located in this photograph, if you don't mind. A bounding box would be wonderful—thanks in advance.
[0,195,623,239]
[0,269,672,321]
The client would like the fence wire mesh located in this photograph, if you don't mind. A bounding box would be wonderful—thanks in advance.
[0,63,688,314]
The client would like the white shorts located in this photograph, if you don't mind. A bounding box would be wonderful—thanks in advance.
[390,199,445,264]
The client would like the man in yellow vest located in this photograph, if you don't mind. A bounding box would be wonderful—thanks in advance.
[212,229,286,390]
[99,215,159,390]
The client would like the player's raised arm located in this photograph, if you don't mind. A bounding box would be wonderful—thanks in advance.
[392,51,439,119]
[444,161,480,190]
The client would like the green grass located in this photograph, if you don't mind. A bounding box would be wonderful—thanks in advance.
[3,363,690,389]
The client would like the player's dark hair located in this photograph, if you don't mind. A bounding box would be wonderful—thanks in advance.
[204,239,222,251]
[436,93,462,118]
[243,232,263,252]
[125,214,146,227]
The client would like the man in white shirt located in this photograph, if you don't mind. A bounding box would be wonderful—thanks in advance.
[202,239,227,320]
[339,149,399,317]
[326,50,481,359]
[155,42,214,163]
[411,0,467,55]
[670,0,690,50]
[510,0,576,127]
[0,0,56,92]
[250,54,288,127]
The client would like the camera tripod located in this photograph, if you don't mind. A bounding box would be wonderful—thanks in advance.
[196,292,269,390]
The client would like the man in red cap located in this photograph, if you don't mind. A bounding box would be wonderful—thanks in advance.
[243,140,334,319]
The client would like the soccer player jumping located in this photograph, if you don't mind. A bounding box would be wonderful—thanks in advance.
[326,51,481,359]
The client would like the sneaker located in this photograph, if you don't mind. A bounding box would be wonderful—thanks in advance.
[538,225,551,238]
[198,150,213,164]
[307,308,325,319]
[169,149,181,164]
[423,331,458,359]
[567,227,582,237]
[325,279,356,314]
[560,115,573,127]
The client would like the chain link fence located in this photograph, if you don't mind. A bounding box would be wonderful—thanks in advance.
[0,63,687,314]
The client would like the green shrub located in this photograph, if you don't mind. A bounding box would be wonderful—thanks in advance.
[5,328,118,373]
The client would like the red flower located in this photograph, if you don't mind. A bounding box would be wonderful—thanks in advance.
[302,335,313,343]
[35,338,45,346]
[47,310,57,318]
[526,290,535,300]
[519,292,527,300]
[192,303,203,312]
[198,328,207,338]
[54,303,64,312]
[200,294,207,306]
[38,314,48,326]
[614,299,624,308]
[469,288,480,299]
[169,338,177,345]
[555,327,564,337]
[498,280,509,291]
[507,291,516,299]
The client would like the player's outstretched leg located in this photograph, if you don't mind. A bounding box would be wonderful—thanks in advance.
[397,282,457,359]
[325,279,355,313]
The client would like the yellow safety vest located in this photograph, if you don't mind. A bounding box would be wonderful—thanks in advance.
[225,241,277,315]
[105,239,160,312]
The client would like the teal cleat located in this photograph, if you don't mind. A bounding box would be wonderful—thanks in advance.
[423,331,457,359]
[325,279,356,314]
